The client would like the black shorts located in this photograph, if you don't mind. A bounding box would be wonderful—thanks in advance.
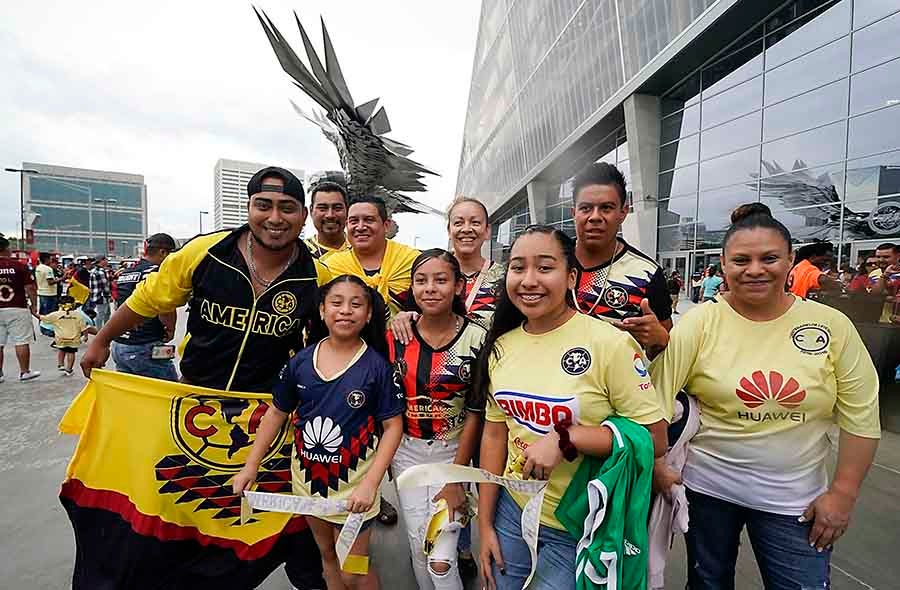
[57,346,78,353]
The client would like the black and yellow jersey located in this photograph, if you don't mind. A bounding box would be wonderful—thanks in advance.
[126,225,329,392]
[303,235,351,261]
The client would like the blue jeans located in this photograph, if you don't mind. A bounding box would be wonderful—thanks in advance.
[111,341,178,381]
[491,489,576,590]
[685,487,831,590]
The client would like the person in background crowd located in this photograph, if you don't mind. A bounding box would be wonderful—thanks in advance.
[37,294,96,376]
[868,243,900,323]
[387,250,487,590]
[81,166,328,590]
[110,233,179,381]
[34,252,59,318]
[700,266,723,301]
[88,255,113,329]
[788,241,841,298]
[0,236,41,382]
[847,261,872,293]
[474,225,666,590]
[569,162,672,356]
[667,270,683,314]
[691,271,703,303]
[304,180,351,260]
[234,275,403,590]
[651,203,880,590]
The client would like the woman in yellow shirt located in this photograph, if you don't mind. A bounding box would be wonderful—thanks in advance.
[651,203,880,590]
[472,225,666,590]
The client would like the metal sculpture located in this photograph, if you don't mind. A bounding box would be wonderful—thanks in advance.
[254,8,442,217]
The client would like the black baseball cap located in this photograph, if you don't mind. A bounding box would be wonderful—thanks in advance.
[146,233,178,251]
[247,166,305,205]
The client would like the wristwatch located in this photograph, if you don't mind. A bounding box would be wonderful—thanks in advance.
[554,419,578,462]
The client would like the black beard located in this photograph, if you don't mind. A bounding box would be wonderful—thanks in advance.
[250,227,295,252]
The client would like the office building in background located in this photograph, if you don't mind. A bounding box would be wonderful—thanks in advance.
[22,162,147,257]
[213,158,305,230]
[457,0,900,274]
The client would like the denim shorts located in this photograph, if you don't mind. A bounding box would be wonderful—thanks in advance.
[111,341,179,381]
[491,489,576,590]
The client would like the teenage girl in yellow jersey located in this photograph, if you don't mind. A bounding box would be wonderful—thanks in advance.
[651,203,880,590]
[472,225,667,590]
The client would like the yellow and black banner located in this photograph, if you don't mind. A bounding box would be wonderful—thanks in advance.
[59,370,321,589]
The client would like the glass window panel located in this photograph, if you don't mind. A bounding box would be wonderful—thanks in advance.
[660,135,700,171]
[701,111,762,160]
[852,9,900,73]
[658,223,697,252]
[853,0,900,30]
[662,73,701,116]
[661,105,701,143]
[848,105,900,159]
[764,0,851,70]
[844,149,900,206]
[841,198,900,240]
[702,41,764,98]
[659,165,699,199]
[700,146,762,191]
[764,37,849,105]
[762,120,847,171]
[760,163,845,212]
[766,0,836,33]
[850,57,900,116]
[658,196,698,227]
[696,183,761,233]
[767,204,843,242]
[29,177,143,207]
[31,206,90,230]
[701,76,762,130]
[763,78,849,142]
[617,140,629,163]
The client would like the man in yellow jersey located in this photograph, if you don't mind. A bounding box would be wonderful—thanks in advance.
[326,195,420,319]
[570,163,672,356]
[80,166,327,590]
[303,180,351,261]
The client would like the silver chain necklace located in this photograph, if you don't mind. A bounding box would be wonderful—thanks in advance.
[246,233,296,289]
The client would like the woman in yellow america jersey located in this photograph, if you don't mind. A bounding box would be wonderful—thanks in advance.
[650,203,880,590]
[471,225,667,590]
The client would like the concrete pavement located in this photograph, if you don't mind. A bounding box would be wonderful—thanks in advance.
[2,310,899,589]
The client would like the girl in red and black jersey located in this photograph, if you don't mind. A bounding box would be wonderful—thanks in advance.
[387,249,487,590]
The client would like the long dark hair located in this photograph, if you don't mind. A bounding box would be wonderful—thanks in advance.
[410,248,468,317]
[313,274,388,358]
[470,225,576,407]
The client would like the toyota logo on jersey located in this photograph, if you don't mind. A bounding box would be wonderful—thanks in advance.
[492,390,579,434]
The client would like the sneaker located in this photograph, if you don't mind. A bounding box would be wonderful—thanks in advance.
[0,373,4,383]
[64,369,74,377]
[58,365,66,372]
[19,370,41,381]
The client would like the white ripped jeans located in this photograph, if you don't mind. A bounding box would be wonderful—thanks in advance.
[391,435,464,590]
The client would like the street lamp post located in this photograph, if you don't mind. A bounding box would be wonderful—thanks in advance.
[4,167,40,249]
[199,210,209,234]
[93,198,118,256]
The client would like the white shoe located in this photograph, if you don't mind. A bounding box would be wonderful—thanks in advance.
[58,365,67,372]
[0,373,4,383]
[19,370,41,381]
[63,369,74,377]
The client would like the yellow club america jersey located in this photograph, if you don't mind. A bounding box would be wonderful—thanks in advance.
[573,239,672,323]
[485,312,664,530]
[650,296,880,515]
[303,236,351,261]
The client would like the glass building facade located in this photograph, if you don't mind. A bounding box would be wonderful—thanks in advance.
[457,0,900,272]
[23,163,148,257]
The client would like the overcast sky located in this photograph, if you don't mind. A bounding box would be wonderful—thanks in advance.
[0,0,481,249]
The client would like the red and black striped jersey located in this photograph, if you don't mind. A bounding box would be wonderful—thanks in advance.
[387,318,487,440]
[573,239,672,323]
[461,262,505,329]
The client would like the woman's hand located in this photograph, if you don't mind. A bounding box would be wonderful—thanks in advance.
[346,481,378,513]
[232,464,258,495]
[652,459,682,499]
[800,488,856,551]
[522,430,563,480]
[478,525,505,590]
[388,311,419,345]
[433,483,467,513]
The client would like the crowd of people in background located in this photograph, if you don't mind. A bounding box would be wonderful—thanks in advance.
[1,158,887,590]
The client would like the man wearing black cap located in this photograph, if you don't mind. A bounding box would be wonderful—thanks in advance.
[109,233,179,380]
[81,166,327,589]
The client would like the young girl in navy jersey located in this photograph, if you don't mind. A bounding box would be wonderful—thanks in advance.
[235,275,404,590]
[387,249,487,590]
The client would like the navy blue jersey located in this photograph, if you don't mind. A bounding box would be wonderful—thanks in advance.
[273,341,403,503]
